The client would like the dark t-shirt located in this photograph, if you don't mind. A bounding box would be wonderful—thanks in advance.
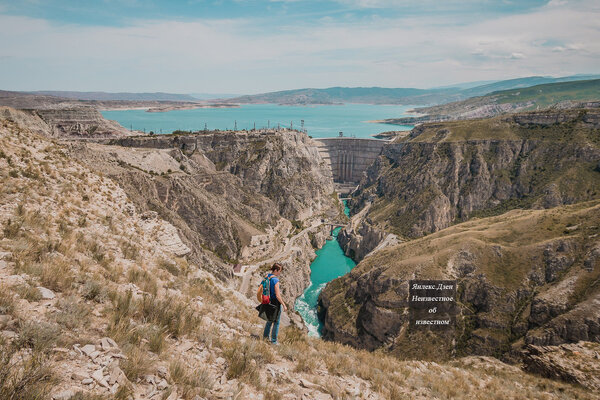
[267,273,280,306]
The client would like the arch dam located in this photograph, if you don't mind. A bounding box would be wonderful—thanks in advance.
[313,137,388,192]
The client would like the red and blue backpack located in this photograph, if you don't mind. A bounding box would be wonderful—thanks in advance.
[260,274,272,304]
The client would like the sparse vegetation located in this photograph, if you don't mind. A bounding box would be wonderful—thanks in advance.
[54,296,90,329]
[0,109,597,399]
[223,338,275,383]
[121,344,151,381]
[82,279,106,302]
[0,343,55,399]
[15,321,61,352]
[169,360,214,399]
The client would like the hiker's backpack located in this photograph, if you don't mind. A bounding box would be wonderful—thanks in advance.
[260,275,272,304]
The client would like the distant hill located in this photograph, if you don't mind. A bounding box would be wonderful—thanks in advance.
[29,91,197,102]
[224,86,463,106]
[376,79,600,125]
[190,92,241,100]
[458,74,600,98]
[222,75,600,106]
[0,90,204,111]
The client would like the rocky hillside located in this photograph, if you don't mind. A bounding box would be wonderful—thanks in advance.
[379,79,600,125]
[322,202,600,359]
[322,108,600,368]
[70,135,337,310]
[1,106,598,400]
[346,108,600,247]
[1,105,131,138]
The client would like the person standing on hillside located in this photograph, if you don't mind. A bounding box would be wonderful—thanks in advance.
[257,263,288,344]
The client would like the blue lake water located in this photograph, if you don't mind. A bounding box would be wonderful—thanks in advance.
[101,103,414,139]
[295,201,355,336]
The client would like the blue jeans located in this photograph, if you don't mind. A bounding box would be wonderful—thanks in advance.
[263,305,281,343]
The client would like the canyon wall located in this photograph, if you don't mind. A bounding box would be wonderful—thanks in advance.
[323,108,600,360]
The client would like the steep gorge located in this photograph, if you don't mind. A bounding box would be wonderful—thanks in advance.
[1,106,599,398]
[340,109,600,260]
[71,130,339,302]
[322,108,600,361]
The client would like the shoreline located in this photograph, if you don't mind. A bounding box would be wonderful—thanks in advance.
[98,106,151,111]
[146,104,240,113]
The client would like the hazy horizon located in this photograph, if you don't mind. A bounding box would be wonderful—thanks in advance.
[1,0,599,93]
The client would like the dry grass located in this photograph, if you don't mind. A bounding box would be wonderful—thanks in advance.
[40,258,74,292]
[54,295,90,329]
[127,267,158,296]
[145,325,167,354]
[186,277,224,304]
[14,321,61,352]
[13,283,43,302]
[121,344,152,382]
[0,286,16,316]
[222,338,275,384]
[120,238,139,261]
[81,278,107,302]
[158,257,180,276]
[169,360,214,399]
[0,343,55,399]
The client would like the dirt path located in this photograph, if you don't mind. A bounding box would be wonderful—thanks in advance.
[238,219,321,295]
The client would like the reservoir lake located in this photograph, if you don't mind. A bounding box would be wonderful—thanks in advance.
[101,103,415,139]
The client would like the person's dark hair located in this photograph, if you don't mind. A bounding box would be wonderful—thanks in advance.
[271,263,283,272]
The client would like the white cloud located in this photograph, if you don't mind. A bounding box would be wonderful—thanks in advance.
[0,0,598,92]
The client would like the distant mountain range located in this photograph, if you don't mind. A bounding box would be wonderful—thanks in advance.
[28,91,197,102]
[374,79,600,125]
[189,93,241,100]
[221,74,600,106]
[2,74,598,111]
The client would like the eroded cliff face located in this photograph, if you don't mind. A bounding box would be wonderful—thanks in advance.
[196,131,335,221]
[0,105,132,138]
[113,130,335,222]
[321,203,600,360]
[73,130,338,287]
[324,109,600,360]
[348,109,600,241]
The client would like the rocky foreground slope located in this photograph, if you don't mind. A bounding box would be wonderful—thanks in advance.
[1,110,598,399]
[322,108,600,371]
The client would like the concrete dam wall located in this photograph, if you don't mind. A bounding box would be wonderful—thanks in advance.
[314,138,387,184]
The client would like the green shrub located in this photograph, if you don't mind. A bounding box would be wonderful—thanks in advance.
[82,279,106,302]
[15,321,61,352]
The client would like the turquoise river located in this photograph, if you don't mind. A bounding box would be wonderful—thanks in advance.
[295,201,355,336]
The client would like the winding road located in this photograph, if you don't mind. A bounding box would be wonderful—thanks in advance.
[237,218,322,295]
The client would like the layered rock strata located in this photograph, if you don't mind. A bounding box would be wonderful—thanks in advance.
[324,109,600,360]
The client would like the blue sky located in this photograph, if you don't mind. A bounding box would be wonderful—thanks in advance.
[0,1,552,27]
[0,0,598,93]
